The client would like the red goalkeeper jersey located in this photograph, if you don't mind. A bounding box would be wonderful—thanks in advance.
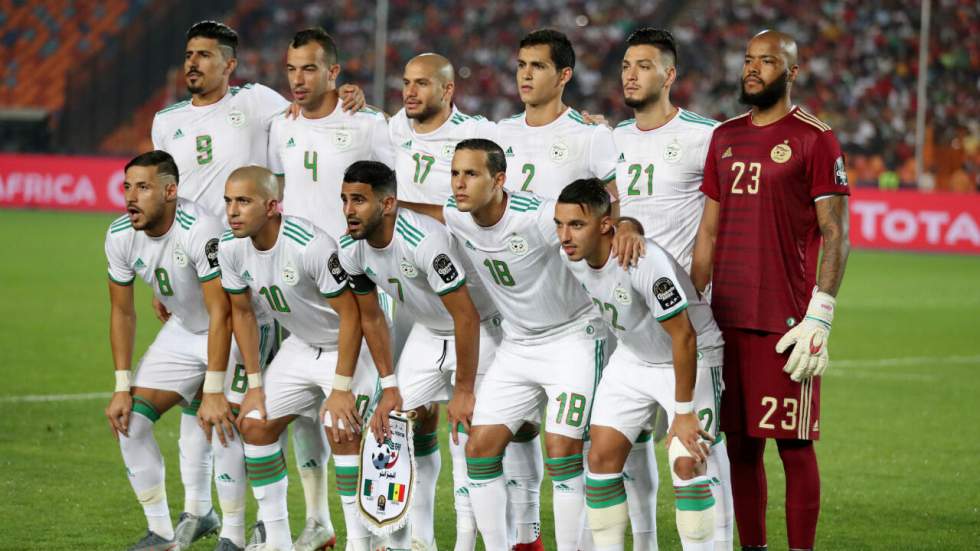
[700,107,849,333]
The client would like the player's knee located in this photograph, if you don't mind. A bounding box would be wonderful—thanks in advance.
[587,448,620,474]
[673,456,698,481]
[239,417,271,444]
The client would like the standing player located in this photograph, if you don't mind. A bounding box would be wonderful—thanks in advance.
[338,161,501,551]
[104,151,267,551]
[268,27,393,239]
[555,178,724,551]
[691,31,850,551]
[614,28,734,550]
[219,166,390,551]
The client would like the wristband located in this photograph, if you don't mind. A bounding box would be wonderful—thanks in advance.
[333,374,352,392]
[114,370,132,393]
[202,371,225,394]
[675,401,694,415]
[379,374,398,389]
[247,372,262,389]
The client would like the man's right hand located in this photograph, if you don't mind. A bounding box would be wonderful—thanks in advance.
[105,391,132,439]
[370,388,403,442]
[236,387,266,426]
[322,389,362,443]
[151,297,170,323]
[198,392,236,446]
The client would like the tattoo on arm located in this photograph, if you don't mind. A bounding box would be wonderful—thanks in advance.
[815,195,850,296]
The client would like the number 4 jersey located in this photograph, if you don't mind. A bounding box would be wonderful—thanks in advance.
[104,199,224,334]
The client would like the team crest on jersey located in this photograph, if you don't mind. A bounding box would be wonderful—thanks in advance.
[834,156,848,186]
[399,259,418,279]
[550,139,569,163]
[441,142,456,161]
[173,245,189,267]
[613,286,632,306]
[770,142,792,164]
[333,130,353,151]
[227,109,246,128]
[508,234,529,256]
[282,264,299,286]
[663,139,683,164]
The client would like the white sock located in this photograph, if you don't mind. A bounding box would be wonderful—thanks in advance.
[708,439,734,551]
[585,470,628,551]
[545,453,585,551]
[179,408,213,516]
[120,408,174,539]
[467,455,508,550]
[624,436,659,551]
[244,441,290,550]
[213,426,246,547]
[411,430,441,545]
[579,444,594,551]
[503,433,543,545]
[449,432,477,551]
[334,454,370,550]
[292,415,334,530]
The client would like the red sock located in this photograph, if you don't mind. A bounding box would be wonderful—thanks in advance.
[725,431,767,547]
[777,438,820,550]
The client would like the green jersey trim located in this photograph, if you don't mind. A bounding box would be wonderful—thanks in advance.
[656,302,689,322]
[198,271,221,283]
[436,277,467,296]
[224,286,249,295]
[108,273,135,286]
[321,287,347,299]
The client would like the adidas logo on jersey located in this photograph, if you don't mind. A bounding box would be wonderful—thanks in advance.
[504,146,515,157]
[134,258,146,269]
[617,152,626,162]
[722,146,733,159]
[365,267,377,276]
[242,270,253,282]
[401,140,412,149]
[173,129,184,139]
[286,137,296,148]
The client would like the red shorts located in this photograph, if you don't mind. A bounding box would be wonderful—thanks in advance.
[720,328,821,440]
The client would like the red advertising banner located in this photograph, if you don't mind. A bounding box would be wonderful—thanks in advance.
[850,188,980,254]
[0,153,129,212]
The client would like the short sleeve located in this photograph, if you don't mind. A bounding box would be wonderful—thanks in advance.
[635,248,690,322]
[306,235,349,298]
[188,217,224,282]
[267,120,284,176]
[105,231,135,286]
[416,229,467,296]
[589,125,618,183]
[699,133,721,201]
[807,130,850,199]
[150,115,166,152]
[532,197,559,248]
[370,115,395,167]
[337,243,376,295]
[218,238,247,294]
[251,83,291,130]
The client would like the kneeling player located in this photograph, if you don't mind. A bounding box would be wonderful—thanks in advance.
[555,179,725,551]
[218,167,391,551]
[104,151,270,551]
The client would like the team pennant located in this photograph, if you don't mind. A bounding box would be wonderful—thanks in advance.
[358,411,416,536]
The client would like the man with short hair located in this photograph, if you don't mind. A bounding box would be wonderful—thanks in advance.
[104,150,270,551]
[338,160,501,551]
[218,166,391,551]
[691,30,851,551]
[555,178,724,551]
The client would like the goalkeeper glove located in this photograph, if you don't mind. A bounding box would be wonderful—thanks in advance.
[775,289,835,382]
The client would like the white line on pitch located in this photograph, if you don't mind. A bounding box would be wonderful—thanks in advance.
[0,392,111,403]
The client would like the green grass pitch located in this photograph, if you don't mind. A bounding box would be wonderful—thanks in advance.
[1,209,977,550]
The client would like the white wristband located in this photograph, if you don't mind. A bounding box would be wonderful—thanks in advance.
[114,370,132,393]
[333,374,352,392]
[202,371,225,394]
[675,401,694,415]
[379,374,398,389]
[247,372,262,389]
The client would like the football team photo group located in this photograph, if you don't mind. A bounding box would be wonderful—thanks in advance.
[102,17,849,551]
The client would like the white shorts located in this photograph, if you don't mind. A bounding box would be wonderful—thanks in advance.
[471,332,606,440]
[589,345,724,443]
[133,319,273,405]
[263,335,379,424]
[398,318,503,411]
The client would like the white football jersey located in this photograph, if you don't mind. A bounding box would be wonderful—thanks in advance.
[613,108,717,269]
[152,83,290,219]
[562,238,723,365]
[388,106,496,205]
[219,216,350,349]
[442,191,598,343]
[269,103,394,238]
[493,108,617,199]
[338,209,498,336]
[105,199,223,334]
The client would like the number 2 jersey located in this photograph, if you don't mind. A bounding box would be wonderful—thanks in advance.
[152,83,290,218]
[442,191,599,343]
[700,107,850,333]
[494,108,617,199]
[218,216,350,350]
[104,199,224,334]
[613,109,717,269]
[561,239,723,365]
[338,209,498,336]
